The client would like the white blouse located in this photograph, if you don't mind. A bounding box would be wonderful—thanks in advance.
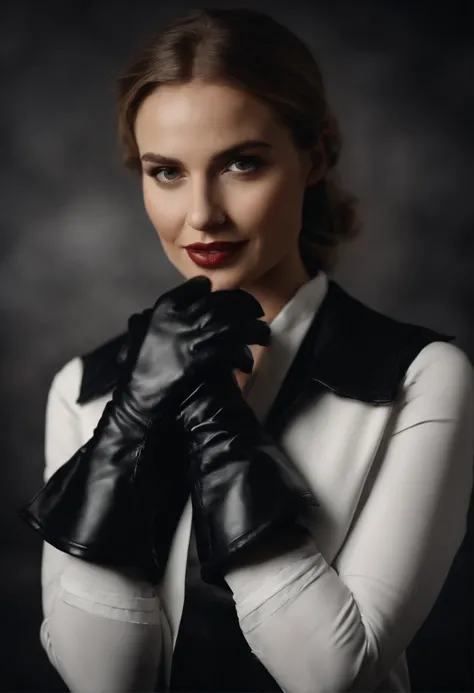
[37,272,474,693]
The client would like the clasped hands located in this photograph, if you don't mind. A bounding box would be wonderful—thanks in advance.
[19,276,310,586]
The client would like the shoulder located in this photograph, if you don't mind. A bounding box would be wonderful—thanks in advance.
[385,339,474,442]
[49,355,83,406]
[312,280,469,406]
[51,331,128,408]
[402,340,473,413]
[76,332,129,405]
[49,306,152,408]
[405,339,473,384]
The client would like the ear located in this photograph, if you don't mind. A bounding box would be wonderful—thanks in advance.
[305,138,327,188]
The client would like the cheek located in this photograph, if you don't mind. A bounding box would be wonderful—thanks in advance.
[143,182,159,221]
[246,174,304,242]
[142,182,178,241]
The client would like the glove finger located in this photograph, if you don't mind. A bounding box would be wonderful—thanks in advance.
[232,344,254,374]
[217,344,255,374]
[184,288,265,324]
[127,308,153,337]
[190,318,271,354]
[210,289,265,318]
[156,276,212,312]
[123,308,154,367]
[194,342,255,375]
[219,318,272,348]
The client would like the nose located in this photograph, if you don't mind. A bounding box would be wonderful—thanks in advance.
[185,178,227,230]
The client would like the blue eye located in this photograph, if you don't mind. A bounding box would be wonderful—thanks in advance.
[228,156,264,173]
[153,167,180,184]
[148,155,265,185]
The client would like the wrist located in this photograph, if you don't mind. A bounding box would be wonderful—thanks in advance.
[110,384,171,442]
[177,372,259,440]
[226,524,311,568]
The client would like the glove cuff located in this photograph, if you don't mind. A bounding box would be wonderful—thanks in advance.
[19,406,188,583]
[188,438,310,585]
[179,374,318,585]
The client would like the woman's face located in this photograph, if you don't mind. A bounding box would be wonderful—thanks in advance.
[134,79,324,300]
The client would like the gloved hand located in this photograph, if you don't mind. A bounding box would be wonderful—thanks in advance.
[18,276,271,582]
[177,367,316,586]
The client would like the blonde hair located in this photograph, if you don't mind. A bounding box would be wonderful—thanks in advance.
[117,8,362,276]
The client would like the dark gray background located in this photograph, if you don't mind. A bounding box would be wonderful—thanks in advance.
[2,0,473,690]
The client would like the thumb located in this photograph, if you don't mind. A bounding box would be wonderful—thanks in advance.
[226,344,254,374]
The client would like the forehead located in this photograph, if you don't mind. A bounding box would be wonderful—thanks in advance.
[134,80,282,151]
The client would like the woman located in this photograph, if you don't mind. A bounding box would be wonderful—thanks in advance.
[19,8,474,693]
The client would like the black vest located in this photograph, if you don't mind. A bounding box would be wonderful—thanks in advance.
[167,525,282,692]
[77,278,469,692]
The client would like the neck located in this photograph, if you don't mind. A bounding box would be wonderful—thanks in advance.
[241,248,312,326]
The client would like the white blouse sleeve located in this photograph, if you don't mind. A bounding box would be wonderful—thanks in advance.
[225,341,474,692]
[39,358,164,693]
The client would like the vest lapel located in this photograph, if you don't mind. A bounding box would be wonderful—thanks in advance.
[265,278,454,437]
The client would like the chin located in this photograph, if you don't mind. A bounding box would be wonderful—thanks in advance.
[200,271,246,292]
[177,261,254,292]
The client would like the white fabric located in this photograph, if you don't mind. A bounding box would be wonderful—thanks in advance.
[37,271,474,692]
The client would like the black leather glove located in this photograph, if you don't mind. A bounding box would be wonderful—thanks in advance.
[18,276,271,582]
[177,368,316,586]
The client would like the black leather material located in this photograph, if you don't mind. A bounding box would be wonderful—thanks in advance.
[77,276,269,406]
[177,370,317,587]
[17,276,272,581]
[18,399,190,583]
[30,276,469,691]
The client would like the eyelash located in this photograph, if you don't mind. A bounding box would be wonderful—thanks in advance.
[146,155,265,185]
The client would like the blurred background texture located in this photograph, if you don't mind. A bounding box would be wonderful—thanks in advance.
[1,0,473,690]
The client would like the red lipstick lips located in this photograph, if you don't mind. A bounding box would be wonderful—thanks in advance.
[184,241,248,268]
[185,241,245,250]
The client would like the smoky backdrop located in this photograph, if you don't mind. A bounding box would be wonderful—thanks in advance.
[1,1,473,690]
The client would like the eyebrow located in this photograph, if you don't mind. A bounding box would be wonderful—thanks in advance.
[140,139,273,166]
